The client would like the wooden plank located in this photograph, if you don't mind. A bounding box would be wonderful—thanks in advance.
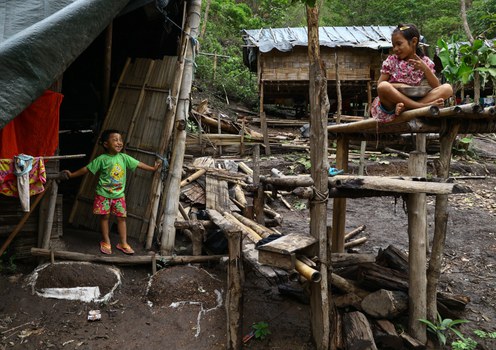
[258,250,296,270]
[205,175,230,213]
[257,233,317,254]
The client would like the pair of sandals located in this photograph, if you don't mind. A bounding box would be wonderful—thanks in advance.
[100,241,135,255]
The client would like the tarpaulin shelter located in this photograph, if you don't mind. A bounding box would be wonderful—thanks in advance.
[0,0,186,257]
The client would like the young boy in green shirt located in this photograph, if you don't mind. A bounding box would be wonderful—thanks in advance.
[63,129,160,255]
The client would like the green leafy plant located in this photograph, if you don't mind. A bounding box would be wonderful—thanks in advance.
[293,200,307,210]
[418,313,469,346]
[252,321,271,340]
[451,329,496,350]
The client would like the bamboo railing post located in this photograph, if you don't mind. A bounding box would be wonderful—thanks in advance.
[332,135,349,253]
[407,151,427,343]
[427,122,461,322]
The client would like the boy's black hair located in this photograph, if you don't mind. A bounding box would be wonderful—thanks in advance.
[99,129,120,149]
[393,23,425,57]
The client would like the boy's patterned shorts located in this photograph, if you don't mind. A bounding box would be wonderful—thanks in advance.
[93,195,127,217]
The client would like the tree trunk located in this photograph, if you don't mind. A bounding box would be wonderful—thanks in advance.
[306,4,331,349]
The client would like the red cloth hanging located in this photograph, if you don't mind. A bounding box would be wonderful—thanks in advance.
[0,90,63,159]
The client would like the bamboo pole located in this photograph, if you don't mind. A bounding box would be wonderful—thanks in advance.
[327,105,440,133]
[180,168,207,187]
[407,151,427,343]
[159,0,202,256]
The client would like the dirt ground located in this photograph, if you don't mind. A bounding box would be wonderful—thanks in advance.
[1,139,496,349]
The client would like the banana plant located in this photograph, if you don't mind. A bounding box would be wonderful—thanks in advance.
[437,36,496,102]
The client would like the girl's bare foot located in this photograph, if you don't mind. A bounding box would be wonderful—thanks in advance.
[432,98,445,108]
[395,102,406,115]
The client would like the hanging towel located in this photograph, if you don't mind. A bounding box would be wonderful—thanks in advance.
[14,154,34,212]
[0,158,47,207]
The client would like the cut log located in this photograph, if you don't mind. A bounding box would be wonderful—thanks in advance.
[261,175,314,190]
[331,253,376,268]
[329,175,471,195]
[361,289,408,319]
[357,263,409,291]
[376,245,409,274]
[372,319,404,350]
[344,225,366,241]
[334,293,363,309]
[399,332,425,349]
[344,236,368,249]
[330,273,369,298]
[343,311,378,350]
[31,248,224,265]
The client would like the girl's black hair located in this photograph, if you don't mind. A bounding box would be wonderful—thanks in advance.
[393,23,425,57]
[99,129,120,149]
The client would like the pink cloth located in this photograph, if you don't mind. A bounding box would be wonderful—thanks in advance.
[0,158,46,197]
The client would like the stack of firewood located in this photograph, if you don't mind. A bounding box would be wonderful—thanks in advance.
[329,245,470,349]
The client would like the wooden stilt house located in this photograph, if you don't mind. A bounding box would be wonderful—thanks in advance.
[242,26,396,115]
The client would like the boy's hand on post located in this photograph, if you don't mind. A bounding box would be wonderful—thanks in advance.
[154,160,162,171]
[61,170,71,180]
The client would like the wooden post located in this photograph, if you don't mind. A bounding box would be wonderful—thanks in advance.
[103,22,113,111]
[407,151,427,343]
[335,50,342,123]
[253,145,265,225]
[259,82,271,155]
[427,122,460,322]
[226,229,243,350]
[358,81,372,175]
[332,135,349,253]
[40,181,59,249]
[307,4,331,349]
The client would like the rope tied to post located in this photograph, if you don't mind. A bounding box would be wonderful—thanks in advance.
[310,186,328,204]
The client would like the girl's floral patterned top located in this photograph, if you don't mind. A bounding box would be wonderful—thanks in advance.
[381,54,435,85]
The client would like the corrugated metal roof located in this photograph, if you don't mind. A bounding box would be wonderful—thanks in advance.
[242,26,396,53]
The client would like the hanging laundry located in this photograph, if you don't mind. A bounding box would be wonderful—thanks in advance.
[0,157,47,211]
[0,90,63,159]
[14,154,34,212]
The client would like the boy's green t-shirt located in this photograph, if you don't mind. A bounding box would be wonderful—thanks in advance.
[86,153,139,199]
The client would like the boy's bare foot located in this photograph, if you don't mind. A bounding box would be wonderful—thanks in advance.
[395,102,406,115]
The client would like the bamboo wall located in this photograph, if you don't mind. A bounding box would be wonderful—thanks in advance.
[260,47,385,82]
[70,56,177,240]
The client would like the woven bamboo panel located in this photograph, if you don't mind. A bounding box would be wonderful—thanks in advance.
[70,56,177,240]
[261,47,381,82]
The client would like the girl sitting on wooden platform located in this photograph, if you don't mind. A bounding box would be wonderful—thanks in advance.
[371,23,453,123]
